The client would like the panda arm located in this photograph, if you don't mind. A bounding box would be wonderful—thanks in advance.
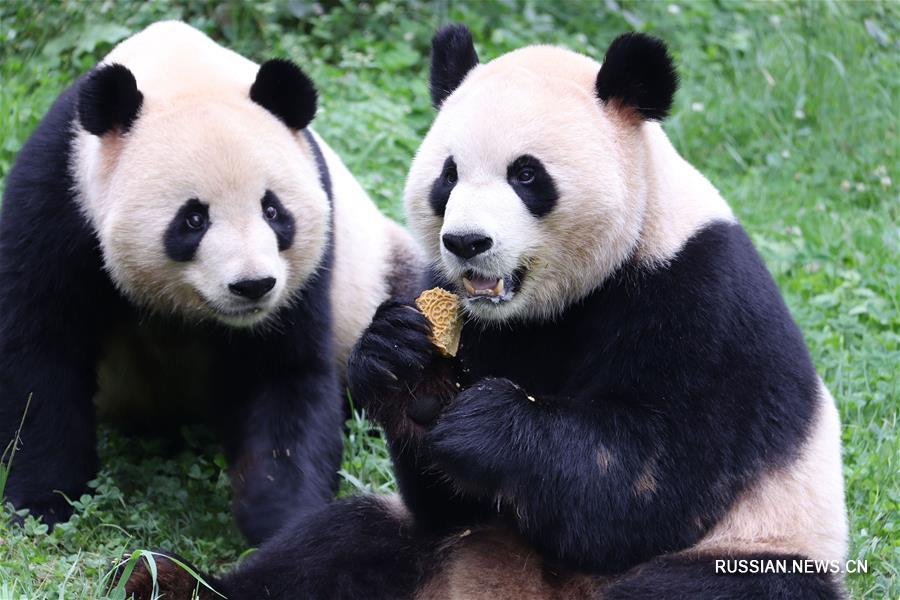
[347,298,493,531]
[0,83,121,525]
[424,372,746,574]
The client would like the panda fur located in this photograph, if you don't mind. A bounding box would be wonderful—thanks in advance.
[122,26,847,600]
[0,21,421,544]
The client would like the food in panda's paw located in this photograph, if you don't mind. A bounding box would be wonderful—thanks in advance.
[415,287,463,357]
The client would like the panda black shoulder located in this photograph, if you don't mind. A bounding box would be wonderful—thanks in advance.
[595,219,821,455]
[597,220,820,439]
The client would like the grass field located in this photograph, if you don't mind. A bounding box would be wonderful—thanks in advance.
[0,1,897,598]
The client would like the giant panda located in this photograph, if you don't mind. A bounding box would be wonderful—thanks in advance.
[0,21,421,545]
[122,26,848,599]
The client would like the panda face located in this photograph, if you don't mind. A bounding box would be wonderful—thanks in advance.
[405,46,647,323]
[78,99,329,328]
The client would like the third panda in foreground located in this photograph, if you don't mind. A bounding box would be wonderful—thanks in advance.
[127,27,847,599]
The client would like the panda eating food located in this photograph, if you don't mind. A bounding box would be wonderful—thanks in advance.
[0,21,421,545]
[123,26,848,599]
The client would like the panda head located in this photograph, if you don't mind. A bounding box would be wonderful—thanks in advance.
[405,26,678,322]
[75,58,329,328]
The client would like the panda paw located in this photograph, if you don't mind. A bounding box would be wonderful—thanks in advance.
[118,550,220,600]
[348,299,437,427]
[426,377,532,493]
[8,495,74,529]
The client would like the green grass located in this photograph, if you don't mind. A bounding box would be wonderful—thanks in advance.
[0,0,897,598]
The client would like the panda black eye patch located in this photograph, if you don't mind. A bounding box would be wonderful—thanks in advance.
[262,190,295,251]
[507,154,558,217]
[429,156,458,217]
[164,198,210,262]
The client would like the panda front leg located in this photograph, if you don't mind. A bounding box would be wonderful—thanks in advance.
[0,167,119,526]
[123,495,431,600]
[0,337,102,526]
[216,363,344,545]
[211,312,345,545]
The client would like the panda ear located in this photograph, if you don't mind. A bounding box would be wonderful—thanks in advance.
[251,59,317,131]
[595,33,678,122]
[430,24,479,109]
[78,64,144,136]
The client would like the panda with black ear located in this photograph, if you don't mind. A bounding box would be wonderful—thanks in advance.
[122,25,848,600]
[0,21,422,545]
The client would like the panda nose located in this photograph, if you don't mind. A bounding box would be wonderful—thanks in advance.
[442,233,493,259]
[228,277,276,301]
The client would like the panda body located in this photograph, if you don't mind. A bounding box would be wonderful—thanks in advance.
[396,30,847,597]
[122,26,847,600]
[0,21,421,543]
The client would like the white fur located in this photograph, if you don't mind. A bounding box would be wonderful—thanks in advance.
[405,45,733,323]
[70,21,420,365]
[417,528,600,600]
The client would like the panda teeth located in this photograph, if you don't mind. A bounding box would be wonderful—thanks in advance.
[462,275,504,297]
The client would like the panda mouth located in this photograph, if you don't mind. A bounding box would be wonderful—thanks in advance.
[461,266,527,303]
[215,306,265,318]
[462,273,505,297]
[201,298,269,323]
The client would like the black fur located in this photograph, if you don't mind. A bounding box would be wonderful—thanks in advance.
[261,190,295,251]
[595,32,679,121]
[210,276,341,544]
[0,73,342,545]
[506,154,559,217]
[429,156,457,217]
[0,80,118,525]
[220,496,432,599]
[125,496,437,600]
[430,24,479,108]
[250,59,317,131]
[347,297,488,530]
[164,198,209,261]
[346,299,440,438]
[77,63,143,135]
